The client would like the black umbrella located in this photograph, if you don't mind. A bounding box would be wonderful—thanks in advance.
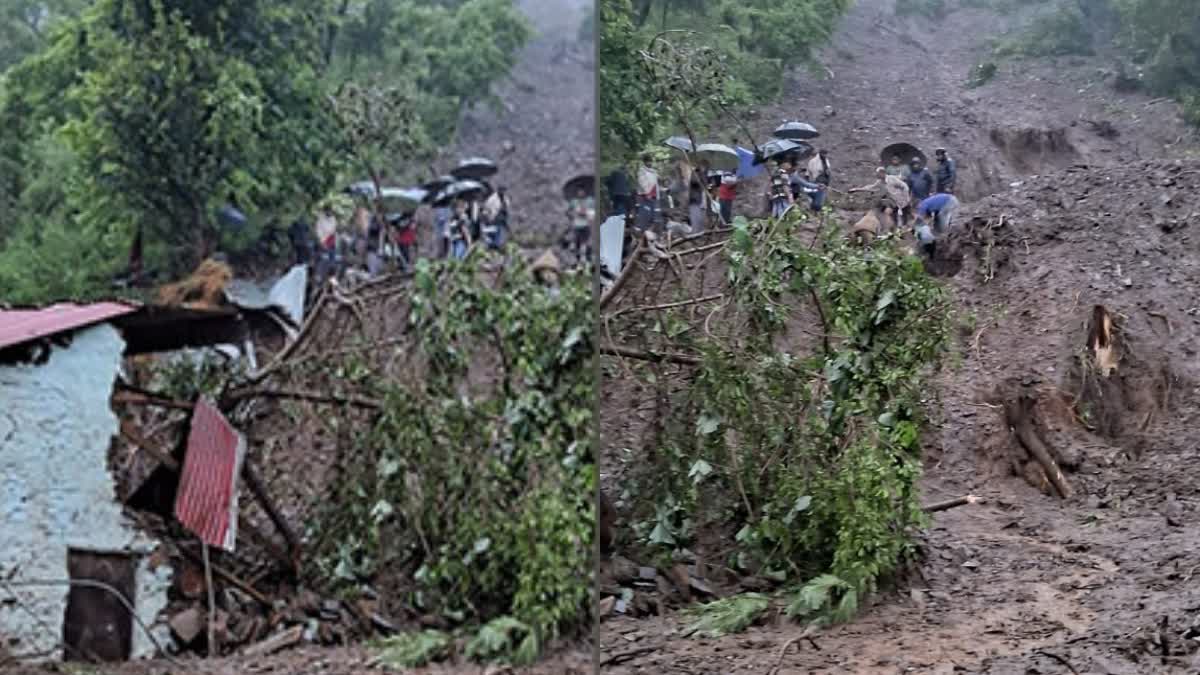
[450,157,498,180]
[773,121,820,140]
[432,179,487,207]
[754,139,813,165]
[880,142,927,168]
[563,174,595,199]
[421,174,457,197]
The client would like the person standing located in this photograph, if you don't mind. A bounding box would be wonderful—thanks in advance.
[849,167,912,231]
[636,153,659,230]
[767,164,794,218]
[688,167,707,233]
[314,207,339,284]
[567,187,593,259]
[885,154,911,179]
[906,158,935,204]
[434,204,452,258]
[807,149,832,187]
[934,148,957,194]
[792,169,827,213]
[717,173,738,224]
[605,167,631,217]
[448,199,472,260]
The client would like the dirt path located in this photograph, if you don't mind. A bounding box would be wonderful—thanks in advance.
[600,1,1200,672]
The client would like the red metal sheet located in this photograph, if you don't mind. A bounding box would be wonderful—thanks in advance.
[175,397,244,551]
[0,302,137,350]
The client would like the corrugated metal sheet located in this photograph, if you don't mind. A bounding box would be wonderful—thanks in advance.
[0,302,138,351]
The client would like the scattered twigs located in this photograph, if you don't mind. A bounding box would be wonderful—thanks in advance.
[922,494,982,513]
[222,387,382,410]
[1035,650,1080,674]
[769,626,821,675]
[612,293,725,319]
[601,344,702,366]
[672,240,728,257]
[112,385,194,411]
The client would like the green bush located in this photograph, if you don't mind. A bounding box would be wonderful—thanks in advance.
[311,253,594,663]
[992,3,1096,58]
[620,213,951,622]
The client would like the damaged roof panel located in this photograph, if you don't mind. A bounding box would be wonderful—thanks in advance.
[0,302,138,350]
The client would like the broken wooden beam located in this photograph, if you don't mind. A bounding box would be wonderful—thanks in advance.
[240,625,304,657]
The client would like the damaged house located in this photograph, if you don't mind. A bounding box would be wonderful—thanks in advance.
[0,278,301,663]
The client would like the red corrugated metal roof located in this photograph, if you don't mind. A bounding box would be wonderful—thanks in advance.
[0,302,138,351]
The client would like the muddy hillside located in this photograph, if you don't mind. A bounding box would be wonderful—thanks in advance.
[455,0,594,246]
[599,0,1200,672]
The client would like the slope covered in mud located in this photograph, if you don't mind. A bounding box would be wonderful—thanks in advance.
[599,0,1200,672]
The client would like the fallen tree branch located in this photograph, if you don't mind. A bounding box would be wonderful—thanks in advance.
[242,285,330,386]
[611,293,725,318]
[222,387,382,410]
[112,386,194,411]
[601,645,658,667]
[601,344,702,366]
[922,494,982,513]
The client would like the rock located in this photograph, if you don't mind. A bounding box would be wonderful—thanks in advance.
[637,566,658,580]
[598,596,616,618]
[169,607,205,645]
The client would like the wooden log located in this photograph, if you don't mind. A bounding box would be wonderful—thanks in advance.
[601,344,701,366]
[240,625,304,657]
[922,494,981,513]
[1006,395,1073,499]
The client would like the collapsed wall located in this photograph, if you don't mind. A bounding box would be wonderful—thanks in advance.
[0,323,171,661]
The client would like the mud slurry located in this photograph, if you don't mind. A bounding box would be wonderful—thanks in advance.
[600,0,1200,671]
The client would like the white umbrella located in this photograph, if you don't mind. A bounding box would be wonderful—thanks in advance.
[450,157,498,180]
[692,143,739,172]
[663,136,694,152]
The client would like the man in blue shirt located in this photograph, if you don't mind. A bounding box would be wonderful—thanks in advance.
[915,193,960,236]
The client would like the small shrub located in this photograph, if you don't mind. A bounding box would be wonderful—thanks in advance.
[967,61,998,88]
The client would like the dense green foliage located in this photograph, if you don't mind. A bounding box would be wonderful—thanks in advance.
[619,213,950,624]
[313,254,594,665]
[597,0,850,172]
[0,0,529,303]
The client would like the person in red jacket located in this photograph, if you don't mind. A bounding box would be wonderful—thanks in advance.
[717,173,738,224]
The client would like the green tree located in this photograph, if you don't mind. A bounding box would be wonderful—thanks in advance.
[597,0,661,165]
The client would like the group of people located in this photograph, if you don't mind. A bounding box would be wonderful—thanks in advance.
[847,147,959,256]
[290,179,513,286]
[435,186,512,261]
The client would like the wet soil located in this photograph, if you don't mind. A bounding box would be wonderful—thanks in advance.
[599,0,1200,672]
[453,0,594,249]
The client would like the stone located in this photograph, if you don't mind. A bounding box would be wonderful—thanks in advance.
[169,608,205,645]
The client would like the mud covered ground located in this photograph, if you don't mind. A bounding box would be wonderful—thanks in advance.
[600,0,1200,672]
[454,0,594,248]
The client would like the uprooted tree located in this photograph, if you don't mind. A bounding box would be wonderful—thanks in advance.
[272,253,596,666]
[601,212,952,622]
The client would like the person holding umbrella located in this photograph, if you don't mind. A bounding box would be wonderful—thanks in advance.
[606,167,631,217]
[448,198,472,260]
[767,162,794,218]
[717,172,738,224]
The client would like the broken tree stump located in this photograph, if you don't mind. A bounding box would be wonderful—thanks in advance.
[1006,394,1073,499]
[922,494,982,513]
